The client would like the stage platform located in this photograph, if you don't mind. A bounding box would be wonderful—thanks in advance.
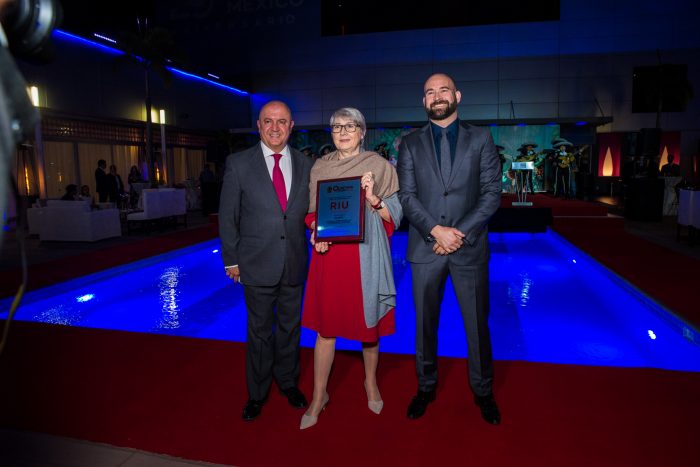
[490,194,610,232]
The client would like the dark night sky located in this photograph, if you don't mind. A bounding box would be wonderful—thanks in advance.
[57,0,158,37]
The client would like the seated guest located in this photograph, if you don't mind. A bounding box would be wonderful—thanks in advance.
[61,184,80,201]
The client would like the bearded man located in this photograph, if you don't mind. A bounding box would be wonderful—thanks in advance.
[397,73,502,425]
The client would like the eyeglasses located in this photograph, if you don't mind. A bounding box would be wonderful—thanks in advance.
[331,123,359,133]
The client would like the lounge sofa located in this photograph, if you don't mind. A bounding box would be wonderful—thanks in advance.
[126,188,187,232]
[28,199,122,242]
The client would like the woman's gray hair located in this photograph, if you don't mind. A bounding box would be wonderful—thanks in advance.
[330,107,367,140]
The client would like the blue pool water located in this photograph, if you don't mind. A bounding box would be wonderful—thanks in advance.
[2,231,699,371]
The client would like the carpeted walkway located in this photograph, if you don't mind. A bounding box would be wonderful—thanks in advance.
[1,321,699,467]
[2,199,699,466]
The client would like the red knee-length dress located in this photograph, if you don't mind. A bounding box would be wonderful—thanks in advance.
[302,212,395,342]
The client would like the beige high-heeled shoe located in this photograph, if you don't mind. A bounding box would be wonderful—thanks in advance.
[364,381,384,415]
[299,393,329,430]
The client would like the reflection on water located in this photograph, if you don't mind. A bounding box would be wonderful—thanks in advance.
[3,233,700,372]
[518,273,533,307]
[34,304,81,326]
[158,266,182,329]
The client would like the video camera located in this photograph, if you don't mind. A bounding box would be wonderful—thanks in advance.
[0,0,61,247]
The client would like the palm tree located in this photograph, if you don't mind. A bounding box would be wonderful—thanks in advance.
[115,18,183,186]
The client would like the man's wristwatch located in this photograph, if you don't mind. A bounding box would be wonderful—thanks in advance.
[371,198,385,210]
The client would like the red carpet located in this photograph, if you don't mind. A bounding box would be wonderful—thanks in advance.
[2,199,699,465]
[1,321,699,467]
[500,194,609,217]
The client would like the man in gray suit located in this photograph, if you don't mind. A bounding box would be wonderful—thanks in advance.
[219,100,314,421]
[397,73,502,425]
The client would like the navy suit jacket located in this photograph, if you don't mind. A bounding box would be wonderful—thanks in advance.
[219,144,313,286]
[397,121,501,265]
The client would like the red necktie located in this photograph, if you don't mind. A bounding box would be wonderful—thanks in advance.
[272,153,287,211]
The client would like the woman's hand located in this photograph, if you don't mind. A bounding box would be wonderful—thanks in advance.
[361,171,379,205]
[310,225,331,253]
[315,241,330,253]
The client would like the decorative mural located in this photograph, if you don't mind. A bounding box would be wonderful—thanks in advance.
[290,124,566,194]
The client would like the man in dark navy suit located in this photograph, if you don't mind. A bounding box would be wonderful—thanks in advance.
[398,73,502,425]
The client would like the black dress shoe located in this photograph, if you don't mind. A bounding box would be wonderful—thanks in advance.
[242,399,264,421]
[474,394,501,425]
[281,386,308,409]
[407,389,436,419]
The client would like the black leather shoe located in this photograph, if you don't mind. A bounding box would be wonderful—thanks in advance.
[474,393,501,425]
[281,386,308,409]
[407,389,436,419]
[242,399,264,421]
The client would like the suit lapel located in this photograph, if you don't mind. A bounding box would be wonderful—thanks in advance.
[418,125,441,185]
[251,146,282,211]
[448,122,471,188]
[286,149,303,210]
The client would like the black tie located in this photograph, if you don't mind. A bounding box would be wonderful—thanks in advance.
[440,128,452,183]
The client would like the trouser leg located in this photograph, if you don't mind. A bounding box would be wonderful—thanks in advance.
[272,282,303,389]
[449,262,494,397]
[243,284,277,401]
[411,259,449,390]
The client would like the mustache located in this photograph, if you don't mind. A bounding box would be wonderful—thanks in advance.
[431,99,449,106]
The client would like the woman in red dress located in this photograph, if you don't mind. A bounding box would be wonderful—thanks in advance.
[300,107,402,429]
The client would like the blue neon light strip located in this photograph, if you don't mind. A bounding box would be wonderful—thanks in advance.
[167,67,247,95]
[54,30,125,55]
[52,30,248,96]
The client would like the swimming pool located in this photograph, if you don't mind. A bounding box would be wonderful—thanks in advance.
[2,231,699,371]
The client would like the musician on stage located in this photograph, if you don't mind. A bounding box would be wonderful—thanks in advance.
[552,140,577,198]
[515,142,543,193]
[496,144,514,193]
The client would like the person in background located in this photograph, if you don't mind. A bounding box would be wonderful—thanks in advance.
[107,164,126,207]
[552,140,576,198]
[300,145,314,159]
[60,184,79,201]
[79,184,92,201]
[397,73,502,425]
[128,165,143,209]
[661,153,681,177]
[319,144,334,156]
[374,141,390,160]
[219,100,314,422]
[300,107,402,430]
[95,159,109,202]
[514,142,541,193]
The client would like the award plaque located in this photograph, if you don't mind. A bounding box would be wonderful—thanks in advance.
[315,176,365,242]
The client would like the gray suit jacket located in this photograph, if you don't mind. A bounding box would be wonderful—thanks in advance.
[397,121,501,265]
[219,144,313,286]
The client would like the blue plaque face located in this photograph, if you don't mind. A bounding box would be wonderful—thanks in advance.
[315,176,365,242]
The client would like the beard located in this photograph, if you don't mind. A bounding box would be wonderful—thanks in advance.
[426,99,458,120]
